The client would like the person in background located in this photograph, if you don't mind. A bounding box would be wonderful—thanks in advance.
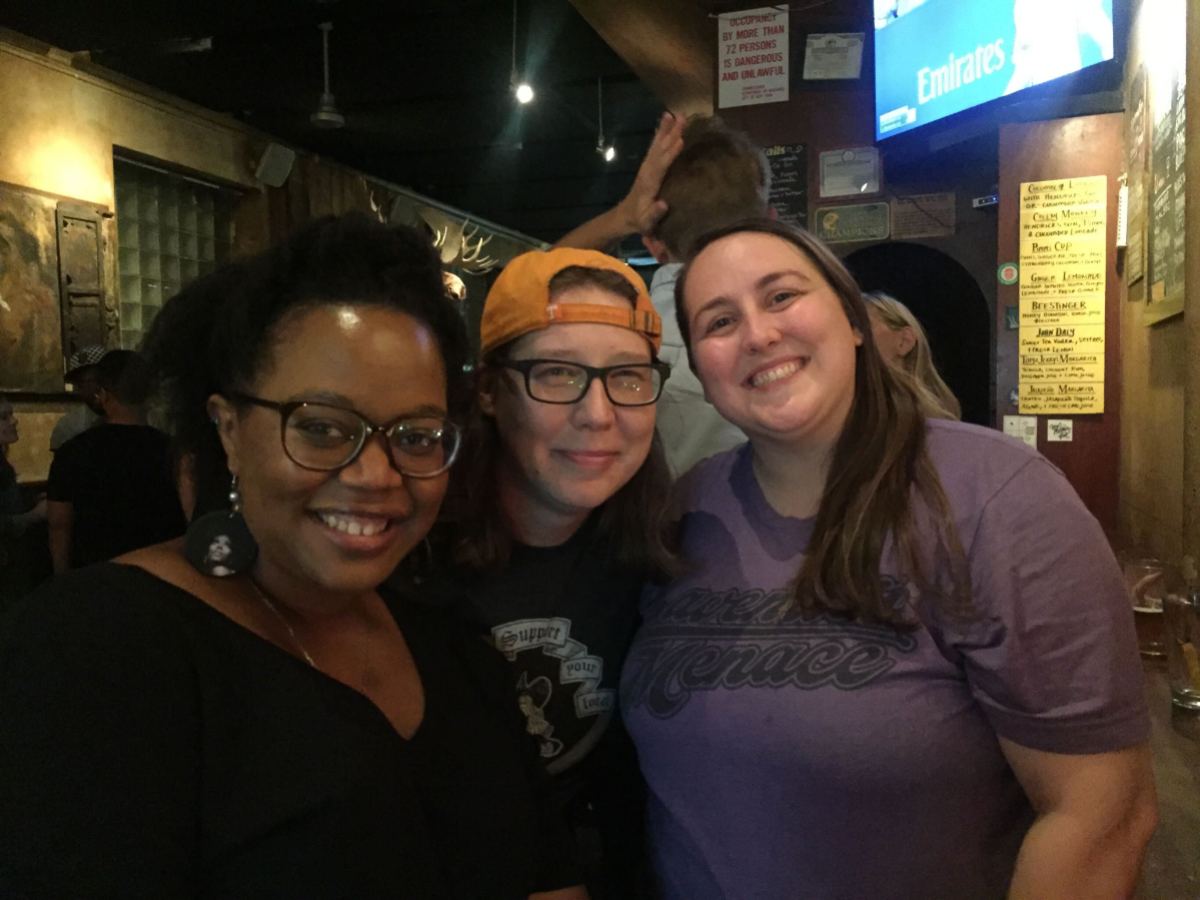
[620,219,1157,898]
[0,396,49,607]
[557,114,761,477]
[396,247,674,898]
[864,290,961,419]
[0,215,585,899]
[49,344,106,453]
[46,349,186,571]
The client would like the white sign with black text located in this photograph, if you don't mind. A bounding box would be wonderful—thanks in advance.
[718,7,790,109]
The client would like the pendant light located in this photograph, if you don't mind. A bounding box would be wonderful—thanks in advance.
[511,0,534,104]
[595,77,616,162]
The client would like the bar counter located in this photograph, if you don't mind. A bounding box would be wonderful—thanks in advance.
[1136,663,1200,898]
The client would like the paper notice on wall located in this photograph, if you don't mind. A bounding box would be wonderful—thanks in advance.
[1046,419,1074,442]
[802,33,863,80]
[718,7,789,108]
[1017,176,1107,414]
[891,192,955,238]
[818,147,880,198]
[1003,415,1038,449]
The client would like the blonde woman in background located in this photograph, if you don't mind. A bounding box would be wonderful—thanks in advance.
[864,291,961,419]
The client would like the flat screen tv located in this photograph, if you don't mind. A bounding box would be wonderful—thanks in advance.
[874,0,1115,140]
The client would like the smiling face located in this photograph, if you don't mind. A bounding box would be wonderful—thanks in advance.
[211,304,450,605]
[482,284,657,544]
[681,231,861,452]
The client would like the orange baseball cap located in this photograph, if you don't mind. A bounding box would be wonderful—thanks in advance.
[480,247,662,357]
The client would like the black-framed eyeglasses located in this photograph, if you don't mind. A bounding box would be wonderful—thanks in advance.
[231,393,461,478]
[496,359,670,407]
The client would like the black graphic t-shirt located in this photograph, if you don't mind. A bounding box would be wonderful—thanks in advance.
[398,517,651,897]
[405,517,642,781]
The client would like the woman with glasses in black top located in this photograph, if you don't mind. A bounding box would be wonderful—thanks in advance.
[395,248,675,898]
[0,215,584,900]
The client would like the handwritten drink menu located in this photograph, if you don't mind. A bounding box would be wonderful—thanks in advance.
[1017,176,1107,414]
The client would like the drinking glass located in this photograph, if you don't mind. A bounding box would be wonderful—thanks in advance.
[1164,590,1200,711]
[1123,558,1166,659]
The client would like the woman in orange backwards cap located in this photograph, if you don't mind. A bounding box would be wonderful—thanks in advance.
[398,247,674,897]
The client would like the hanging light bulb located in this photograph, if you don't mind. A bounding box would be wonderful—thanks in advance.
[511,0,534,104]
[595,78,615,163]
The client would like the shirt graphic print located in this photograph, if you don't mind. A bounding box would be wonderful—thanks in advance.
[493,616,615,768]
[622,580,917,720]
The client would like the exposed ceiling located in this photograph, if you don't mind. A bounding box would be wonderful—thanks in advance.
[4,0,702,244]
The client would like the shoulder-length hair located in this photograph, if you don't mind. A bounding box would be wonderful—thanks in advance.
[674,219,969,627]
[864,291,961,420]
[452,266,677,580]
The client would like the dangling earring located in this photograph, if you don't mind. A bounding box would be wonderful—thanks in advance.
[183,475,259,577]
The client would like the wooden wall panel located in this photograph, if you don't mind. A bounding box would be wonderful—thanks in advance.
[996,115,1124,535]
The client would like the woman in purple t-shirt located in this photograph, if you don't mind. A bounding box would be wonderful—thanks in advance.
[620,218,1157,899]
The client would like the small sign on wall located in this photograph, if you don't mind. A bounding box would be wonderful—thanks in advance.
[802,33,863,80]
[814,202,890,243]
[764,143,807,228]
[718,7,790,109]
[1003,414,1038,449]
[818,147,880,198]
[1046,419,1074,442]
[890,192,955,239]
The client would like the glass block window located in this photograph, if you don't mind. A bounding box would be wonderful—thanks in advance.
[114,157,235,348]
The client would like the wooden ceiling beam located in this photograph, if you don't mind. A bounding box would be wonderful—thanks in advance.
[569,0,714,117]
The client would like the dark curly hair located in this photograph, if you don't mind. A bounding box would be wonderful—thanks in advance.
[142,213,472,516]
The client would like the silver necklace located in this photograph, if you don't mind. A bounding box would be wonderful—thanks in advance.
[248,578,318,668]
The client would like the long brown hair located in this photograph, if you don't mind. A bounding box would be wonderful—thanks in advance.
[675,219,970,627]
[453,267,677,579]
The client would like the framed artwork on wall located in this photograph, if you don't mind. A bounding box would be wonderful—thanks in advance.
[0,182,114,393]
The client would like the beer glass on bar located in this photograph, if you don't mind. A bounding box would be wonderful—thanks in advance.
[1164,590,1200,711]
[1123,558,1166,659]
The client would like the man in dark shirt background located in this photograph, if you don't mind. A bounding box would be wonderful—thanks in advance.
[47,350,185,571]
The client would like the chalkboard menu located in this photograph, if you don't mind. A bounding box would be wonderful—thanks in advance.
[1148,74,1186,318]
[764,143,807,228]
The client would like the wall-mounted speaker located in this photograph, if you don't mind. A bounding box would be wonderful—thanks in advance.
[254,143,296,188]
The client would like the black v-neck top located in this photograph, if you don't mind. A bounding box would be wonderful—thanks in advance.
[0,564,578,898]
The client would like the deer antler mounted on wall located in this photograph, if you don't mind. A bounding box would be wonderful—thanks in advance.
[430,218,500,275]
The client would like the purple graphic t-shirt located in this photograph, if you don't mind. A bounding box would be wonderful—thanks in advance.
[620,420,1148,899]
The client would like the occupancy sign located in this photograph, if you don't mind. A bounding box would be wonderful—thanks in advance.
[718,7,789,108]
[1017,176,1107,414]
